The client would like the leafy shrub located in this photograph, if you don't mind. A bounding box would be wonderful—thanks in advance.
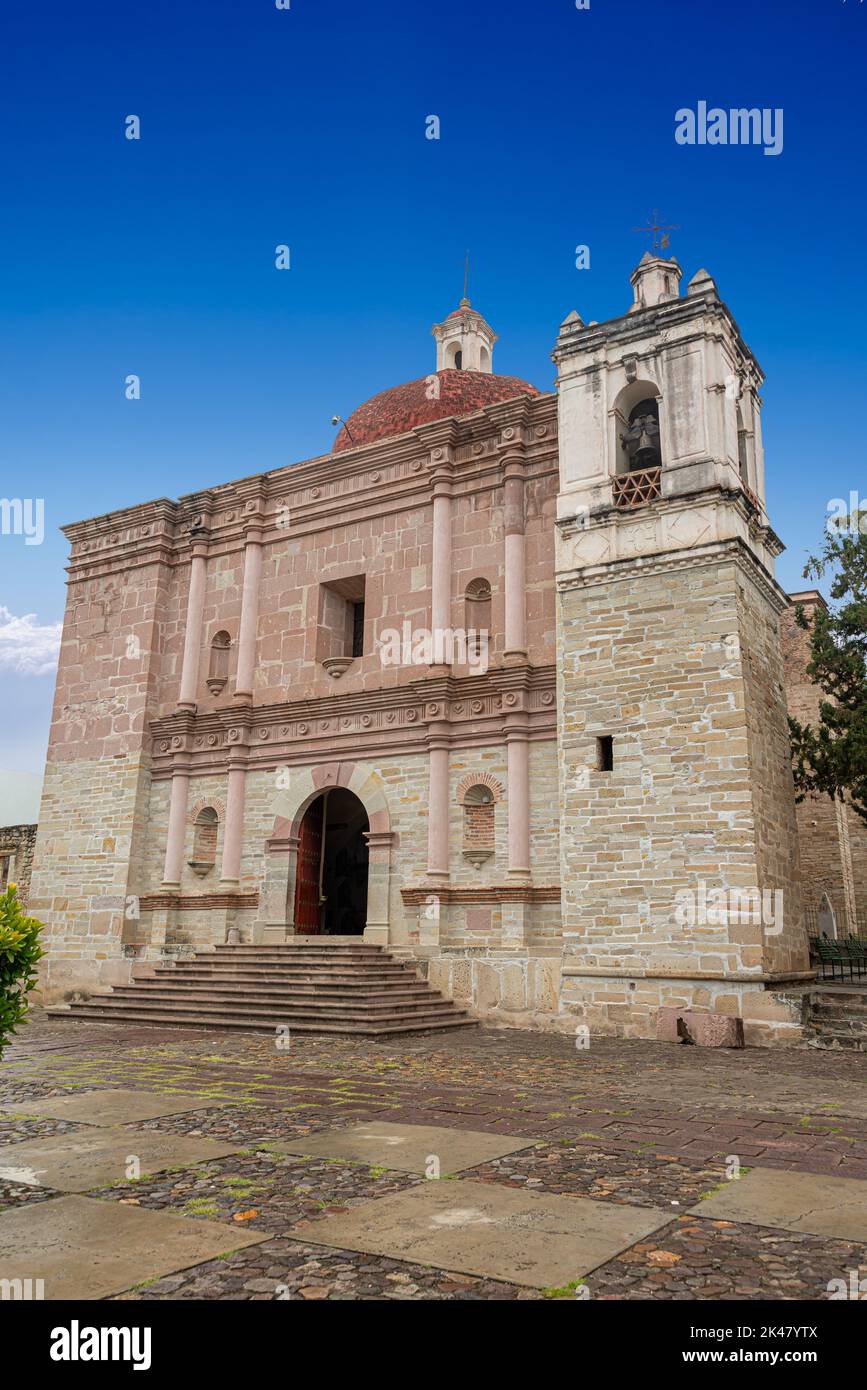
[0,884,43,1058]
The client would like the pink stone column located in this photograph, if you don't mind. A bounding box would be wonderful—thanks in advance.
[220,761,247,886]
[506,719,531,878]
[430,471,453,667]
[177,541,209,712]
[233,527,263,703]
[503,459,527,662]
[426,726,451,880]
[162,764,191,887]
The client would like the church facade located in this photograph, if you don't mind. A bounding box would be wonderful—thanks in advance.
[31,256,857,1045]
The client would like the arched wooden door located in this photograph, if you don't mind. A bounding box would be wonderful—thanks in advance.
[294,796,324,933]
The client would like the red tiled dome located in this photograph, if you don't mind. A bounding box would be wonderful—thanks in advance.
[332,369,540,454]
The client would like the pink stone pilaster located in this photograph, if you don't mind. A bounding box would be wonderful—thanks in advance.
[220,763,248,886]
[426,728,451,879]
[503,460,527,662]
[177,542,209,711]
[430,472,453,667]
[506,720,531,879]
[162,766,191,887]
[233,528,263,703]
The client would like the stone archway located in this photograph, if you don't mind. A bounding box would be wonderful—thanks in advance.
[255,761,394,946]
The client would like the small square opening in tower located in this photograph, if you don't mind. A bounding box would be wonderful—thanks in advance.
[596,735,614,772]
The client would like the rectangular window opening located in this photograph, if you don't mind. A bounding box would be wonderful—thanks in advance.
[596,735,614,772]
[351,601,365,658]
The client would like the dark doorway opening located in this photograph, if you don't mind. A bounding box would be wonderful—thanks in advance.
[293,788,369,935]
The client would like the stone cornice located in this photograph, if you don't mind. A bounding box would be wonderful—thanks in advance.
[556,532,791,614]
[553,292,761,381]
[149,666,558,776]
[139,891,260,911]
[401,884,560,906]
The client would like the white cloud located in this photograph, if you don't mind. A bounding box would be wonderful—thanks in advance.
[0,606,62,676]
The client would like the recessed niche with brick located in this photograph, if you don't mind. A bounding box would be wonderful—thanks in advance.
[456,774,503,867]
[317,575,366,677]
[189,807,219,877]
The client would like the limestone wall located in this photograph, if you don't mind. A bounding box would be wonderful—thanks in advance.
[556,552,809,1046]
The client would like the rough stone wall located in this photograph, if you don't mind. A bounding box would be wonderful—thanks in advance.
[781,593,867,934]
[29,553,171,1003]
[0,824,38,908]
[557,554,808,1046]
[738,571,806,975]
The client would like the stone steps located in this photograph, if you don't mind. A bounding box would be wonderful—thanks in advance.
[805,986,867,1051]
[47,1004,475,1038]
[121,986,437,1006]
[100,988,459,1019]
[47,942,478,1037]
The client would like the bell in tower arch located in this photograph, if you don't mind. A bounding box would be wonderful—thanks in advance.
[620,398,661,472]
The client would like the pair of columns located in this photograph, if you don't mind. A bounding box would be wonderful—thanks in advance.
[426,455,530,881]
[162,528,263,888]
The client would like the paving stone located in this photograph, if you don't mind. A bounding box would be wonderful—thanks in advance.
[0,1129,241,1192]
[271,1121,538,1175]
[5,1012,867,1301]
[296,1177,671,1288]
[0,1194,266,1300]
[0,1089,228,1126]
[690,1167,867,1241]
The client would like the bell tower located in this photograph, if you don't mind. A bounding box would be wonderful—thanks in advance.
[552,258,810,1045]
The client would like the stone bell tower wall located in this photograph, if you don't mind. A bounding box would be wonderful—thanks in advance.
[553,259,810,1046]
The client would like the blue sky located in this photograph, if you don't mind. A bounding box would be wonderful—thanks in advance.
[1,0,865,774]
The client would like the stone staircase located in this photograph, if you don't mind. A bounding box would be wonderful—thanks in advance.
[46,942,478,1038]
[805,983,867,1051]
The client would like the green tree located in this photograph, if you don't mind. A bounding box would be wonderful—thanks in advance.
[788,509,867,825]
[0,884,43,1058]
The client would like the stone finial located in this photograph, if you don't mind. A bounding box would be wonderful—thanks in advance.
[686,267,719,299]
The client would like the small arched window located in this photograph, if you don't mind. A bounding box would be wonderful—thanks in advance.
[207,631,231,694]
[464,579,491,666]
[190,808,219,876]
[456,773,503,866]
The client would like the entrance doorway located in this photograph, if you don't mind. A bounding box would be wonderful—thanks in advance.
[293,788,370,935]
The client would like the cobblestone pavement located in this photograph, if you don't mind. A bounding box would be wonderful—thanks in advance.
[2,1012,866,1300]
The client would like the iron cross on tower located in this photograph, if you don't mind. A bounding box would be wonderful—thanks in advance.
[632,210,679,255]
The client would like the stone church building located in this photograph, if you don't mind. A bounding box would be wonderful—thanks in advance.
[29,255,865,1045]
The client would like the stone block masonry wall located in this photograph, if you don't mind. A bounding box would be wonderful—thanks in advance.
[557,554,809,1046]
[0,824,38,908]
[30,550,171,1004]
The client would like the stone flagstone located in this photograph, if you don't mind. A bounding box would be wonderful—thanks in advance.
[0,1089,228,1127]
[272,1120,538,1174]
[0,1129,240,1192]
[297,1177,672,1288]
[0,1194,266,1300]
[689,1167,867,1241]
